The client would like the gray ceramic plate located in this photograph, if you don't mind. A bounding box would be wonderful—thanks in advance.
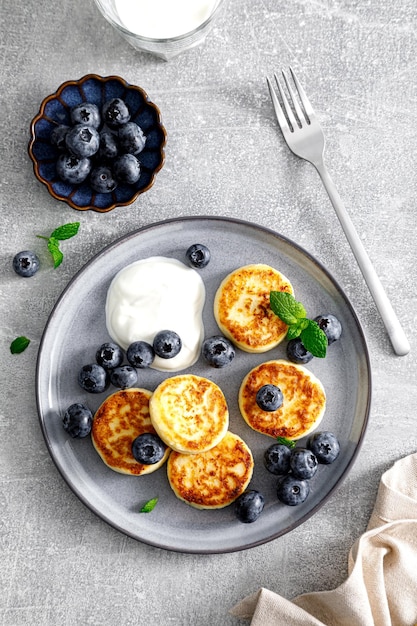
[36,216,371,553]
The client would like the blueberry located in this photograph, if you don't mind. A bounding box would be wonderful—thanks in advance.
[118,122,146,155]
[153,330,182,359]
[256,384,283,411]
[89,165,118,193]
[12,250,40,277]
[50,124,70,151]
[78,363,109,393]
[113,153,141,184]
[65,124,100,158]
[70,102,101,128]
[95,342,124,370]
[126,341,155,369]
[263,443,291,475]
[286,337,313,364]
[186,244,211,269]
[56,152,91,184]
[99,130,119,160]
[289,447,318,480]
[110,365,138,389]
[102,98,131,128]
[307,431,340,464]
[277,475,310,506]
[234,490,265,523]
[202,335,235,368]
[63,403,93,438]
[131,432,167,465]
[314,314,342,345]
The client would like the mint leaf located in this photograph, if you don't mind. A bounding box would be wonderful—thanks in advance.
[276,436,296,449]
[140,497,158,513]
[300,320,327,358]
[47,237,64,268]
[286,318,309,341]
[10,336,30,354]
[270,291,306,325]
[50,222,80,241]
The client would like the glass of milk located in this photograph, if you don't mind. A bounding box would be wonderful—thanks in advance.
[93,0,224,60]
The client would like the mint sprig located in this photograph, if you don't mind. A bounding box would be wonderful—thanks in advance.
[270,291,328,358]
[276,436,296,449]
[140,497,158,513]
[37,222,80,268]
[10,336,30,354]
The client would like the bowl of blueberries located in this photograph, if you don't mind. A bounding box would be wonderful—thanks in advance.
[28,74,167,213]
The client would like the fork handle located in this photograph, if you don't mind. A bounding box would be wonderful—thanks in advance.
[314,160,410,356]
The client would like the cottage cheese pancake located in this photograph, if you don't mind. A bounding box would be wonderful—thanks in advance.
[149,374,229,454]
[239,360,326,440]
[92,388,170,475]
[213,264,293,353]
[167,431,254,509]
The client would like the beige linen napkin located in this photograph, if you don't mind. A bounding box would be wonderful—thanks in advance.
[231,452,417,626]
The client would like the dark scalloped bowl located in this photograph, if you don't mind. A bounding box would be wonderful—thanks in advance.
[28,74,167,213]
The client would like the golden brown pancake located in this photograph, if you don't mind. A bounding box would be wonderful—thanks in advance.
[213,264,293,353]
[92,388,170,475]
[238,360,326,440]
[167,431,254,509]
[149,374,229,454]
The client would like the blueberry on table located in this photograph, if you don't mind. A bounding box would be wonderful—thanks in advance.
[50,124,70,150]
[78,363,109,393]
[56,153,91,184]
[289,448,318,480]
[70,102,101,128]
[126,341,155,369]
[277,475,310,506]
[12,250,40,277]
[90,165,118,193]
[263,442,291,475]
[102,98,131,128]
[118,122,146,155]
[256,384,283,411]
[185,243,211,269]
[202,335,235,368]
[153,330,182,359]
[110,365,138,390]
[286,337,314,364]
[132,433,167,465]
[95,342,124,370]
[65,124,100,158]
[113,153,141,184]
[234,490,265,523]
[307,431,340,464]
[63,403,93,438]
[314,314,342,345]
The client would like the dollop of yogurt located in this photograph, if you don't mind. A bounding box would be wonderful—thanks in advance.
[105,256,206,372]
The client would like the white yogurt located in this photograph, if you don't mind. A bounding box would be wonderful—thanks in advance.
[105,256,206,372]
[115,0,220,39]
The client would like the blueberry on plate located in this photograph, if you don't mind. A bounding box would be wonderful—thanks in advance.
[78,363,109,393]
[185,243,211,269]
[70,102,101,128]
[65,124,100,158]
[314,314,342,345]
[153,330,182,359]
[99,130,119,160]
[95,342,124,370]
[126,341,155,369]
[256,384,283,411]
[234,490,265,523]
[89,165,118,193]
[113,153,141,184]
[286,337,313,364]
[102,98,131,128]
[277,475,310,506]
[289,447,318,480]
[118,121,146,155]
[12,250,40,277]
[202,335,235,368]
[63,403,93,438]
[307,431,340,464]
[131,432,167,465]
[264,442,291,475]
[56,152,91,184]
[50,124,70,150]
[110,365,138,389]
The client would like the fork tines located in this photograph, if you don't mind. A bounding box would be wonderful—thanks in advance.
[267,68,315,132]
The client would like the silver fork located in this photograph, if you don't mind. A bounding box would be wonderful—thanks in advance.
[267,68,410,356]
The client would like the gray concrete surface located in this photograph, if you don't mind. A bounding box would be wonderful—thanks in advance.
[1,0,417,624]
